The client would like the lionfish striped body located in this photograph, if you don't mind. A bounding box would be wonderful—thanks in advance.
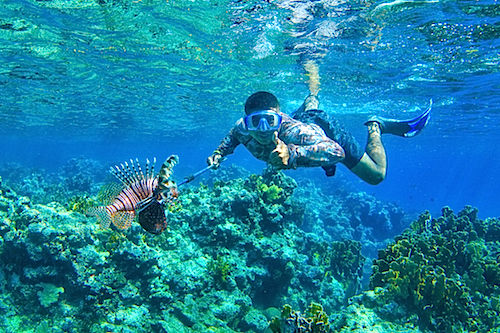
[91,155,179,234]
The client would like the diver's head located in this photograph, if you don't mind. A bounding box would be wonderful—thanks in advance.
[245,91,280,115]
[243,92,282,141]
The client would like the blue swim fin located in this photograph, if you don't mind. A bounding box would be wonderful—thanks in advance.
[365,100,432,137]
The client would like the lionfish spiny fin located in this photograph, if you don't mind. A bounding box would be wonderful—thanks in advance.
[124,161,138,183]
[130,159,144,182]
[146,158,156,179]
[110,158,157,186]
[122,161,138,185]
[110,165,130,186]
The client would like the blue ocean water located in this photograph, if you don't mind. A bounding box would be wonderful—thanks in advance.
[0,0,499,219]
[1,1,500,332]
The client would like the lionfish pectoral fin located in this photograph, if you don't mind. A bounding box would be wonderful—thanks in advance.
[111,211,135,230]
[158,155,179,189]
[135,196,156,213]
[156,155,179,205]
[158,180,178,204]
[87,206,112,229]
[97,183,124,206]
[137,201,167,235]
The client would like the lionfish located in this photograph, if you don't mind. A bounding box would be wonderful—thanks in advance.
[90,155,179,235]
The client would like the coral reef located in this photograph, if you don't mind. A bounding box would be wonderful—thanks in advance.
[0,168,367,332]
[60,157,105,193]
[37,283,65,308]
[66,194,98,214]
[293,177,410,286]
[1,163,497,332]
[305,239,365,298]
[342,191,406,240]
[369,206,500,332]
[294,179,408,245]
[0,158,105,205]
[270,302,331,333]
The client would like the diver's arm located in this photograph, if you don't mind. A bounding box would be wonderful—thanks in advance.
[286,139,345,169]
[207,126,241,168]
[275,121,345,169]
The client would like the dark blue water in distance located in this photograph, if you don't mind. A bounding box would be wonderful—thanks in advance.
[1,0,499,219]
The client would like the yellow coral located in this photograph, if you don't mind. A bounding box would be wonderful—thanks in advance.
[259,183,283,202]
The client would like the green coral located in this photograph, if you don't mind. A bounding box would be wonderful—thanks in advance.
[270,302,331,333]
[258,183,283,202]
[37,283,64,308]
[326,240,364,282]
[250,174,284,203]
[308,240,365,297]
[247,171,295,205]
[208,255,232,285]
[66,194,97,214]
[370,206,500,332]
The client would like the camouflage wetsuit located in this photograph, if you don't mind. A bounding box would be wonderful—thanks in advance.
[292,108,364,170]
[212,111,362,172]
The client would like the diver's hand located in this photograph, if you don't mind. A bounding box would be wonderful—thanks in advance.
[269,132,289,169]
[207,153,223,169]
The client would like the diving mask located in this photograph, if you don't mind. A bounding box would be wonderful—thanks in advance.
[243,110,282,132]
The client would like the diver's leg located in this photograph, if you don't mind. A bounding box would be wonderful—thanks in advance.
[295,60,320,115]
[298,59,386,181]
[297,60,361,177]
[303,94,319,111]
[304,59,320,97]
[350,122,387,185]
[351,102,432,184]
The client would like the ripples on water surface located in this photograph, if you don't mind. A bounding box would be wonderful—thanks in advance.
[0,0,499,215]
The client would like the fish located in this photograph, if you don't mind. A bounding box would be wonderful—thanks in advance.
[89,155,179,235]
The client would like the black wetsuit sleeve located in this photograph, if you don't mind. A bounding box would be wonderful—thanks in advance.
[293,109,364,169]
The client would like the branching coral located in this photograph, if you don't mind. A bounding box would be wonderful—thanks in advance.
[370,206,500,332]
[248,174,286,204]
[306,239,365,297]
[269,302,331,333]
[208,254,233,285]
[66,194,97,214]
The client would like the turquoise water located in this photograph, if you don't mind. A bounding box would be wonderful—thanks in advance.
[1,0,499,217]
[0,1,499,331]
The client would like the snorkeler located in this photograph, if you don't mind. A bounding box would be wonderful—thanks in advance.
[206,62,430,185]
